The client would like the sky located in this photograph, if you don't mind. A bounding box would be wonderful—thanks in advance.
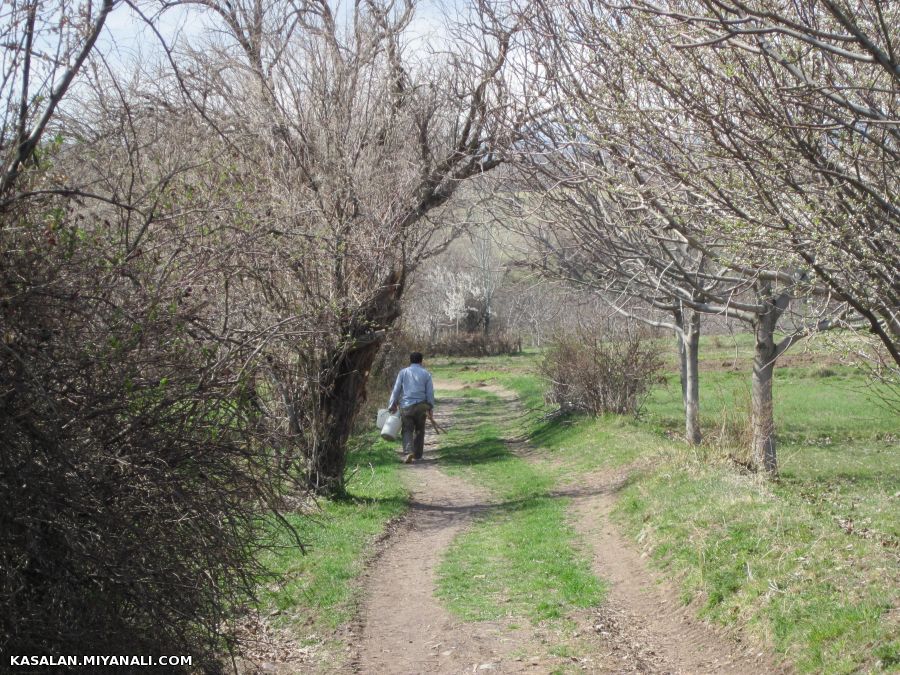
[97,2,213,65]
[95,0,457,68]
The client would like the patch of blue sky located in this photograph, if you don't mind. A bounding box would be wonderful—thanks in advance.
[95,0,462,69]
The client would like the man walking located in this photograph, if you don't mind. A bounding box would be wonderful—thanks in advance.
[388,352,435,463]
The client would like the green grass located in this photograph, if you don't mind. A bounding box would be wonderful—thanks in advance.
[434,388,604,623]
[652,331,856,369]
[645,365,897,445]
[437,496,603,622]
[778,441,900,542]
[256,437,407,630]
[246,338,896,672]
[644,359,900,547]
[431,351,542,397]
[436,388,554,499]
[433,355,660,478]
[614,462,899,672]
[528,414,661,477]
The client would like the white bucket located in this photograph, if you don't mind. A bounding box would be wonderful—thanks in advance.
[376,408,390,429]
[380,413,402,441]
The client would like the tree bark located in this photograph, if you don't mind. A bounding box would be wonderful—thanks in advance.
[751,297,782,475]
[306,271,403,493]
[311,338,384,492]
[676,311,702,446]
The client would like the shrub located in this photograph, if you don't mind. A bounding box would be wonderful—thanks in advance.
[0,200,296,669]
[425,332,522,357]
[539,325,663,416]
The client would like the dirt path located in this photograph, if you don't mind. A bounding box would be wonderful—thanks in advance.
[351,382,786,674]
[493,381,786,674]
[352,396,537,674]
[558,470,784,673]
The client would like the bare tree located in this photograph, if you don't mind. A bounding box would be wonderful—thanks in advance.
[0,0,114,197]
[495,279,593,347]
[629,0,899,369]
[466,220,508,335]
[510,0,858,470]
[403,262,482,339]
[137,0,541,491]
[506,182,710,444]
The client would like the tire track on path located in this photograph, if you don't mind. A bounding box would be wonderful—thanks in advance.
[560,470,786,674]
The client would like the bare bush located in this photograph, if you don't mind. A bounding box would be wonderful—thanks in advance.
[539,325,663,416]
[425,332,522,358]
[0,4,300,661]
[0,190,296,666]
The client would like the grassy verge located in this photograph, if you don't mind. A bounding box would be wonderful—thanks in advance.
[645,363,897,445]
[255,437,407,635]
[615,460,899,672]
[434,387,604,624]
[433,355,661,478]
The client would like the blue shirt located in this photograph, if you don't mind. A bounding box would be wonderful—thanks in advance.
[389,364,435,409]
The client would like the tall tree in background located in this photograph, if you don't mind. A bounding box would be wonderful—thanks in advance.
[467,220,507,335]
[502,164,712,446]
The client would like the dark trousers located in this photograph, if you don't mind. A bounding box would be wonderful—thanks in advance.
[400,402,430,459]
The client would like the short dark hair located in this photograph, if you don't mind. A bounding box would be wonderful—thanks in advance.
[409,352,423,364]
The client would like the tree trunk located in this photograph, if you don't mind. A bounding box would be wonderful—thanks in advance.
[676,312,702,446]
[310,337,384,493]
[306,272,403,494]
[751,303,780,475]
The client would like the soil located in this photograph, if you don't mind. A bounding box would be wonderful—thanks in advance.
[350,399,531,674]
[558,470,784,673]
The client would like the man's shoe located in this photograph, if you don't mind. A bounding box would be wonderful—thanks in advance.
[404,453,415,464]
